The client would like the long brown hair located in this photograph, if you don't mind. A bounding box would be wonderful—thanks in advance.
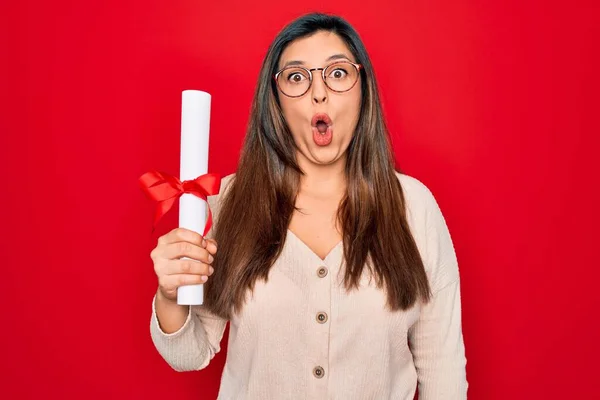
[204,13,431,319]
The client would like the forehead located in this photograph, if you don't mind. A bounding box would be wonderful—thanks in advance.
[278,31,355,69]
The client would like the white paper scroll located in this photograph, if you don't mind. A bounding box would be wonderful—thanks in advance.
[177,90,211,305]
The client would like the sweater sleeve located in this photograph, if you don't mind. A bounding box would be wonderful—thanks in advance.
[408,187,468,399]
[149,295,228,372]
[148,174,233,372]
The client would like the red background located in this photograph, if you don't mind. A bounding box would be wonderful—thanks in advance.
[1,1,598,399]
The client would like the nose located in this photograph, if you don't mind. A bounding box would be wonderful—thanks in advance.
[311,71,327,104]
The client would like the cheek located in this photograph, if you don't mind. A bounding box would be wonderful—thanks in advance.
[279,98,306,130]
[340,93,362,133]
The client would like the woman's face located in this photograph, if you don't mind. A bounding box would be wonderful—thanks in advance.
[277,30,362,167]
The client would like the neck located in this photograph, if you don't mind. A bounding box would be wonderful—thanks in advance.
[296,154,347,198]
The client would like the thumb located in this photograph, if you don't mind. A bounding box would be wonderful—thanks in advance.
[205,238,218,254]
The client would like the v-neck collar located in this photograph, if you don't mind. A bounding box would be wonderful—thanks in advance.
[286,229,343,263]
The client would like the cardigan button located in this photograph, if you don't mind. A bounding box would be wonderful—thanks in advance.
[317,266,328,278]
[316,312,328,324]
[313,366,325,379]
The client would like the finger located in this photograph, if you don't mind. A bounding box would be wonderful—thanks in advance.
[166,259,214,276]
[162,241,214,263]
[205,239,218,255]
[161,273,208,291]
[158,227,204,247]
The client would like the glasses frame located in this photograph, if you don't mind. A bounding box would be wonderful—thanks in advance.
[273,61,363,98]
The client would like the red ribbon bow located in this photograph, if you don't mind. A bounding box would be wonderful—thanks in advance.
[139,170,221,236]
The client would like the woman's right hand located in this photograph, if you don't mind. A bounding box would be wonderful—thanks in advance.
[150,227,217,302]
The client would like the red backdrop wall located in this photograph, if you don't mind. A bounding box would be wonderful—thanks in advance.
[1,1,598,399]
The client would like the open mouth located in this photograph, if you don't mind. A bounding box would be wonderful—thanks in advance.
[311,113,332,134]
[310,113,333,146]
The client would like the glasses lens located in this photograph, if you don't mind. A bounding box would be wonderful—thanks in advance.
[277,67,311,97]
[324,62,359,92]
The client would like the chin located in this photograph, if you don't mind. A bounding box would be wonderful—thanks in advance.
[308,147,344,165]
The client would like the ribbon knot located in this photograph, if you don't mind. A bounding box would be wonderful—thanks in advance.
[182,180,198,192]
[139,170,221,236]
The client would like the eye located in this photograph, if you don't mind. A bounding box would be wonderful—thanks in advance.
[288,73,306,83]
[328,67,348,79]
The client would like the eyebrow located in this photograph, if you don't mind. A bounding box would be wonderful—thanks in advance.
[281,53,352,69]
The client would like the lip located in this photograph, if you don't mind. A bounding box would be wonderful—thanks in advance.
[311,113,333,127]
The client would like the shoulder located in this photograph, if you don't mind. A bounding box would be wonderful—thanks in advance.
[218,173,236,194]
[393,171,460,293]
[219,172,235,194]
[393,170,452,234]
[206,173,236,214]
[208,173,236,200]
[394,170,431,196]
[205,173,236,238]
[393,171,437,225]
[394,171,433,198]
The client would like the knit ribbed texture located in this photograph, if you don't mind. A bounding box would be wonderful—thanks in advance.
[150,172,468,399]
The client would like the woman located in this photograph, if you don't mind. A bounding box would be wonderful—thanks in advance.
[149,12,468,399]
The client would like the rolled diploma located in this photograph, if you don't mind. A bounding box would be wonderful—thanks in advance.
[177,90,211,305]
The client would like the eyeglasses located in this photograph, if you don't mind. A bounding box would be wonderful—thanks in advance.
[274,61,363,98]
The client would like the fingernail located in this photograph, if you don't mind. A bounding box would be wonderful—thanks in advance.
[208,255,214,263]
[209,266,214,274]
[201,239,207,248]
[201,275,208,282]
